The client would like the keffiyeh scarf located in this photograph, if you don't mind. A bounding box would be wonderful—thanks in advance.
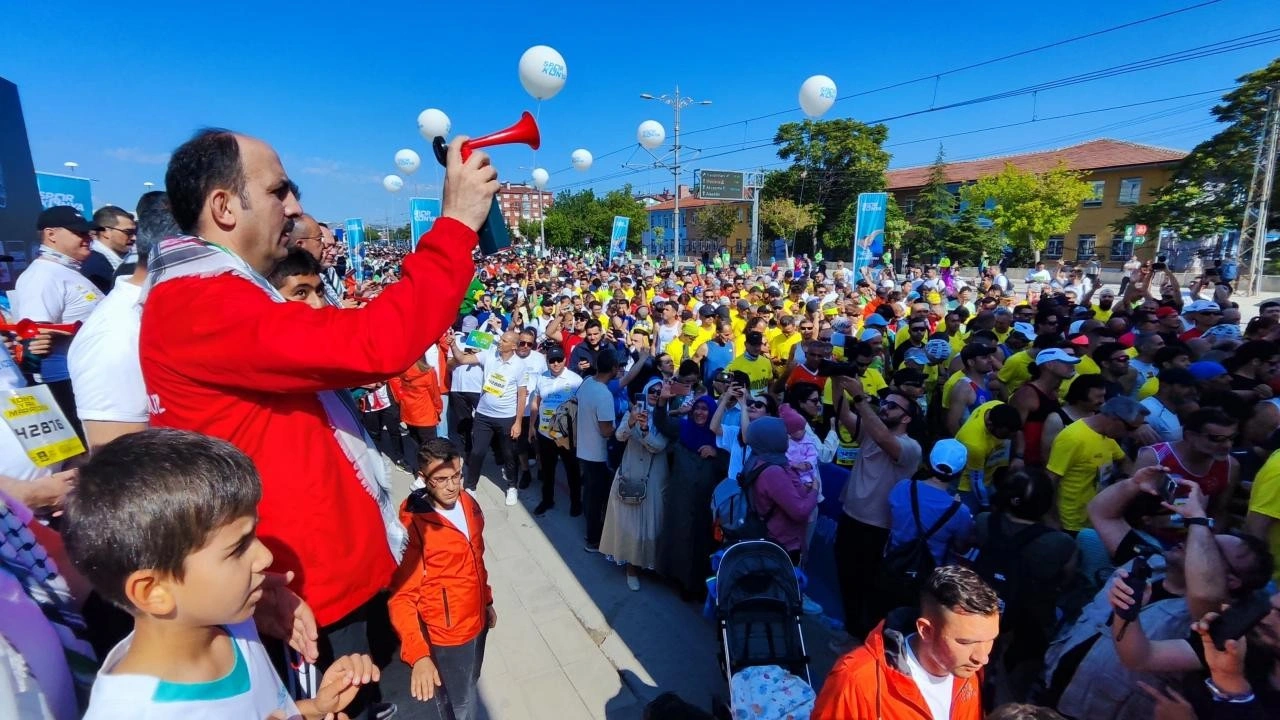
[143,236,408,562]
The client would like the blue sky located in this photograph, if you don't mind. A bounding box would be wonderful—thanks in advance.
[3,0,1278,228]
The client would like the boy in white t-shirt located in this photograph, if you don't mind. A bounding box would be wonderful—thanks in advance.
[65,429,376,719]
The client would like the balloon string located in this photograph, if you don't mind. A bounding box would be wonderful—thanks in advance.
[532,100,542,165]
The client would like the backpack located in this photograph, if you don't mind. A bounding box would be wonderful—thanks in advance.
[970,513,1053,666]
[548,397,577,450]
[712,460,782,544]
[877,481,960,611]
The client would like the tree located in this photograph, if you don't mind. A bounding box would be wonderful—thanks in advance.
[902,147,956,262]
[516,219,541,242]
[541,184,648,250]
[365,226,382,242]
[694,202,740,242]
[1117,58,1280,240]
[765,118,891,254]
[941,207,1002,266]
[959,161,1093,261]
[759,197,820,248]
[392,224,411,242]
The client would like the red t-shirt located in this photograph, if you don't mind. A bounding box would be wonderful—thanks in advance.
[141,218,478,626]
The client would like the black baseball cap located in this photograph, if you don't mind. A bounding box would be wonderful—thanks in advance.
[698,304,716,318]
[37,206,98,233]
[745,331,764,346]
[546,347,566,362]
[960,344,997,362]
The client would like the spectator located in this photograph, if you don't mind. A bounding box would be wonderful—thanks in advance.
[578,348,620,553]
[812,565,999,720]
[657,390,724,600]
[82,205,136,294]
[69,191,176,450]
[886,439,974,567]
[743,416,819,564]
[527,344,583,517]
[12,206,104,433]
[829,375,923,645]
[140,129,493,713]
[450,330,529,506]
[601,378,670,591]
[388,439,495,720]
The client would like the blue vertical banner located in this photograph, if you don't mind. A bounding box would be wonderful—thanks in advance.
[344,218,366,284]
[851,192,888,279]
[409,197,440,249]
[35,172,93,215]
[608,215,630,262]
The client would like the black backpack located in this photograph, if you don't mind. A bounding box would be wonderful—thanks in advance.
[971,513,1052,616]
[877,481,960,610]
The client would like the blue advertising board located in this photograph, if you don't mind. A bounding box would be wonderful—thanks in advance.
[35,172,93,215]
[344,218,366,284]
[608,215,630,262]
[409,197,440,249]
[851,192,888,278]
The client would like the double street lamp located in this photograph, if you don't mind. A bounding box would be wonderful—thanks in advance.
[640,87,711,262]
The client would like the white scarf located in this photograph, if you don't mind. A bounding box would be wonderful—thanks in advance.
[90,239,125,270]
[143,236,407,562]
[37,246,82,271]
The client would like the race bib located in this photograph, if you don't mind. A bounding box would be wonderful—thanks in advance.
[2,385,85,467]
[835,446,860,466]
[483,371,509,397]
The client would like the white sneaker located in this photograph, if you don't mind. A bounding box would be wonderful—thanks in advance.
[505,487,519,506]
[626,573,640,591]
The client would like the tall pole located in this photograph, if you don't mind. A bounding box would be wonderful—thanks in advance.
[1243,85,1280,295]
[673,85,682,264]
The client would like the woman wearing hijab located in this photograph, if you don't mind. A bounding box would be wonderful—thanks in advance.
[745,418,819,565]
[600,378,670,591]
[656,386,724,601]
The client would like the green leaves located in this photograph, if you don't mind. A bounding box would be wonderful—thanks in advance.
[694,203,740,241]
[960,161,1092,259]
[542,185,648,249]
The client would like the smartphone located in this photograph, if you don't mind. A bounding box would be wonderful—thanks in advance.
[631,393,644,405]
[1116,556,1151,623]
[1160,475,1180,506]
[1209,591,1274,651]
[669,381,692,395]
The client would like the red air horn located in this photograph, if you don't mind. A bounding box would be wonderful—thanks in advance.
[0,320,82,340]
[431,111,541,256]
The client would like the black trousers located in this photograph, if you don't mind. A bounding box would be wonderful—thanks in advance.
[465,414,517,491]
[268,594,384,719]
[835,513,890,641]
[579,459,612,546]
[449,391,481,456]
[424,629,488,720]
[536,433,581,506]
[362,402,407,464]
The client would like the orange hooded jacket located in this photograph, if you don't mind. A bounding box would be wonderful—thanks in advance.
[388,490,493,665]
[812,614,984,720]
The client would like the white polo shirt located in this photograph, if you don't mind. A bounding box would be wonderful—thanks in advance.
[518,350,547,418]
[10,256,102,382]
[68,277,147,425]
[531,368,583,438]
[474,349,529,419]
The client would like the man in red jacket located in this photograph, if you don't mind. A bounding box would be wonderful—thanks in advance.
[140,128,497,715]
[813,565,999,720]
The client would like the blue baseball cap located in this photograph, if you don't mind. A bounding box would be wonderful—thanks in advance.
[929,439,968,477]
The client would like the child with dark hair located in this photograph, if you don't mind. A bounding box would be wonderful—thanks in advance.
[65,428,375,719]
[388,438,495,720]
[267,246,326,309]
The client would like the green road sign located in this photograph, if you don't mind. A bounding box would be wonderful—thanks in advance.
[698,170,745,200]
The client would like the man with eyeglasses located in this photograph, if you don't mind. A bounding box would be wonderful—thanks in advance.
[514,328,547,491]
[1133,407,1239,525]
[1179,300,1223,342]
[828,374,923,647]
[1092,341,1139,399]
[1046,395,1147,533]
[82,205,137,294]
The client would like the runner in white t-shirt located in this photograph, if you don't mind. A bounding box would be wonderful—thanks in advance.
[451,331,530,504]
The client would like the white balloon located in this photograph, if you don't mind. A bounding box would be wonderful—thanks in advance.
[531,168,550,189]
[636,120,666,150]
[518,45,567,101]
[417,108,451,140]
[798,75,838,118]
[383,174,404,193]
[394,149,421,175]
[570,149,593,172]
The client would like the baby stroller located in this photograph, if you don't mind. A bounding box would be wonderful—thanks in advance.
[714,540,815,719]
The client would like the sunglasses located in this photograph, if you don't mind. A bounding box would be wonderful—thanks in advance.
[548,356,565,363]
[880,399,909,415]
[103,226,138,237]
[748,400,767,409]
[517,341,536,347]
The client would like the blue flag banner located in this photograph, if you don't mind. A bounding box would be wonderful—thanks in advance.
[852,192,888,279]
[609,215,630,262]
[409,197,440,248]
[35,172,93,215]
[344,218,366,284]
[772,238,786,261]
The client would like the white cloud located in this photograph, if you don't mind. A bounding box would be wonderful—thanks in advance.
[103,147,170,165]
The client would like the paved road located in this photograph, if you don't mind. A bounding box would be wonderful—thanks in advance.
[379,458,840,720]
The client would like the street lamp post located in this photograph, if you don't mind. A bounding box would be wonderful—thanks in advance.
[63,161,79,175]
[640,86,711,263]
[143,181,155,192]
